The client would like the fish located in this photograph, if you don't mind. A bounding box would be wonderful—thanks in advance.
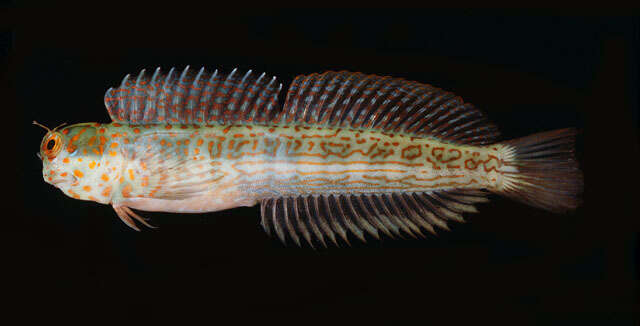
[36,66,583,247]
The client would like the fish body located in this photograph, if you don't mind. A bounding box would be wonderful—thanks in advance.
[38,67,583,246]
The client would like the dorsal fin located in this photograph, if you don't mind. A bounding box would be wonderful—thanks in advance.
[105,68,499,145]
[104,66,283,125]
[279,71,500,145]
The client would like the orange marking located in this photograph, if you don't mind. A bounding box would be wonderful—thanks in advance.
[73,170,83,178]
[133,128,140,134]
[63,158,70,164]
[60,172,68,177]
[128,169,135,181]
[121,184,132,198]
[62,129,69,135]
[88,136,96,146]
[83,185,92,192]
[111,142,118,148]
[89,161,96,169]
[101,174,109,181]
[68,189,80,199]
[165,125,172,130]
[197,139,203,146]
[109,151,117,157]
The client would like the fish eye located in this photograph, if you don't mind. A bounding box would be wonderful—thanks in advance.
[46,139,56,150]
[41,132,63,160]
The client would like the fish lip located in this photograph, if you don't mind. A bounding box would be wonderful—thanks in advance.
[49,178,70,186]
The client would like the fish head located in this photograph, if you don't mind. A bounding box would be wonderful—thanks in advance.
[38,122,112,204]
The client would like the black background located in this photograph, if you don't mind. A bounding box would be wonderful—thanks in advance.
[2,6,638,325]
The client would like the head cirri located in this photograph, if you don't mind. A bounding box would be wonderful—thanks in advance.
[37,122,114,204]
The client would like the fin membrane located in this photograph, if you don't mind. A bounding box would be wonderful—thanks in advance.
[498,128,583,212]
[105,66,282,125]
[259,189,489,248]
[106,68,499,144]
[280,71,500,145]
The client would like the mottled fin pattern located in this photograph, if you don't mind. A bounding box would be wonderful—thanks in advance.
[105,66,282,125]
[280,71,500,145]
[260,189,489,248]
[106,68,499,144]
[498,128,583,212]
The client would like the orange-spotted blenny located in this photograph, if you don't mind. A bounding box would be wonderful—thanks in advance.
[36,66,583,247]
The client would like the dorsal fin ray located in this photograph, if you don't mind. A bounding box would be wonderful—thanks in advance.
[104,66,282,125]
[280,71,500,145]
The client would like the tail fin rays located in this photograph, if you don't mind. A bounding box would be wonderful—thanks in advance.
[497,128,583,213]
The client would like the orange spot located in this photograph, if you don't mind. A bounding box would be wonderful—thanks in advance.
[63,158,70,164]
[133,128,140,134]
[99,128,105,133]
[140,161,147,170]
[109,151,117,156]
[101,174,109,181]
[128,169,135,181]
[160,139,166,146]
[62,129,69,135]
[194,148,200,155]
[89,161,96,169]
[88,195,97,201]
[113,123,121,127]
[88,136,96,146]
[184,148,189,156]
[123,138,130,144]
[119,176,124,184]
[100,136,107,144]
[73,170,83,178]
[165,125,172,130]
[111,133,120,138]
[197,139,203,146]
[111,142,119,148]
[60,172,67,177]
[77,158,82,162]
[83,185,92,192]
[66,146,76,153]
[184,139,190,145]
[141,176,148,187]
[102,186,112,197]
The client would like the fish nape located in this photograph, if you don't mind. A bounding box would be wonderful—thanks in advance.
[36,66,583,248]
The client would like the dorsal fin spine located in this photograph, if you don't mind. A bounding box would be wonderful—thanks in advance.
[243,72,266,122]
[118,74,131,121]
[235,70,253,122]
[190,67,206,124]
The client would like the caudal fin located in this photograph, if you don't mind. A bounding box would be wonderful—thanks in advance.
[497,128,583,213]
